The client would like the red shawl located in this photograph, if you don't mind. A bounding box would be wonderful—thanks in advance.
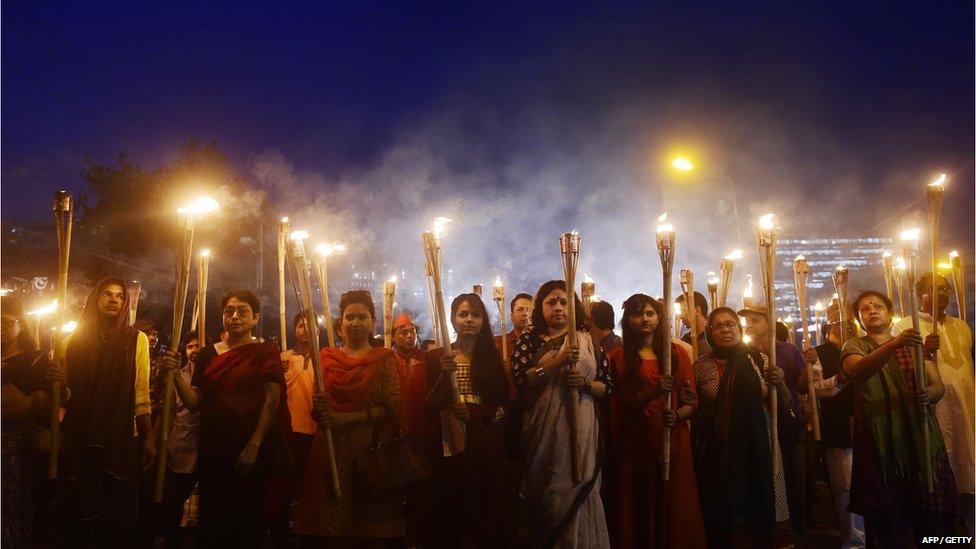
[320,347,393,412]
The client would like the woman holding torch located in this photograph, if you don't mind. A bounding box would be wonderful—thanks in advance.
[842,290,957,545]
[511,280,612,548]
[606,294,705,549]
[424,293,511,547]
[161,289,292,548]
[690,307,792,547]
[294,290,405,545]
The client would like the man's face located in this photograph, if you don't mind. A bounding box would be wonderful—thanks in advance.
[184,339,201,364]
[295,318,308,345]
[511,298,533,332]
[222,298,259,336]
[394,325,417,350]
[742,312,769,339]
[97,284,126,320]
[918,277,951,316]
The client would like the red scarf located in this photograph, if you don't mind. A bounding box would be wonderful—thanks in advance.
[321,346,393,412]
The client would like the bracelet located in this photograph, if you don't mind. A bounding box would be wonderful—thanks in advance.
[535,366,547,379]
[578,379,592,395]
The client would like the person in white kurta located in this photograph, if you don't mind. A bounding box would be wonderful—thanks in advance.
[892,272,974,531]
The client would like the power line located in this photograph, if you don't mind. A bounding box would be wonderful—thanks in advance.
[1,59,117,134]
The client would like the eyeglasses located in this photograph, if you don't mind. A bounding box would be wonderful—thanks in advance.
[710,321,739,332]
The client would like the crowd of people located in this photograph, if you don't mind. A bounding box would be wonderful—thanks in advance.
[1,269,973,547]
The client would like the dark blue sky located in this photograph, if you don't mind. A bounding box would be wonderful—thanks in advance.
[3,1,973,249]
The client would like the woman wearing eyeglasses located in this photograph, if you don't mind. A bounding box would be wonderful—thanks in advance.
[294,290,404,547]
[164,289,292,548]
[690,307,792,548]
[1,296,56,547]
[605,294,705,548]
[511,280,612,548]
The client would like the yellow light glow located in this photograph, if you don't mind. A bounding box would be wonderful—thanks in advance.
[177,196,219,215]
[758,213,775,230]
[707,271,719,285]
[814,301,824,312]
[0,288,10,296]
[937,262,953,271]
[674,302,682,316]
[949,250,959,258]
[289,230,310,241]
[280,216,289,224]
[744,275,754,298]
[200,249,211,258]
[591,294,601,302]
[27,299,58,316]
[900,228,921,242]
[583,273,594,284]
[929,173,946,187]
[61,320,78,333]
[671,157,694,171]
[724,249,744,260]
[433,217,453,239]
[796,254,805,261]
[387,275,398,284]
[882,251,892,258]
[784,315,794,323]
[743,334,753,344]
[894,257,906,270]
[494,276,503,288]
[836,265,847,272]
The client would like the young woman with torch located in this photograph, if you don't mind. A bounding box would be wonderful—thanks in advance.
[840,289,956,546]
[424,293,512,548]
[294,290,405,543]
[606,294,705,549]
[511,279,611,548]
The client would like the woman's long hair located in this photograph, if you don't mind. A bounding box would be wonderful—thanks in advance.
[450,293,509,405]
[530,280,586,337]
[66,277,134,372]
[620,294,677,379]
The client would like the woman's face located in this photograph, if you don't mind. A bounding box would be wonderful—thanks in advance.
[857,295,891,333]
[541,289,569,331]
[340,303,374,343]
[222,298,259,336]
[1,313,21,348]
[453,300,484,337]
[627,302,658,336]
[709,312,742,348]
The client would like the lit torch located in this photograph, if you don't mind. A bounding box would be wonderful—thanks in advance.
[707,271,719,311]
[581,274,596,318]
[813,301,825,346]
[560,230,583,484]
[893,256,907,316]
[680,269,699,361]
[128,280,142,326]
[49,190,73,479]
[655,213,676,481]
[472,283,483,297]
[287,234,341,497]
[313,242,345,348]
[493,276,508,366]
[950,250,966,322]
[718,249,743,308]
[157,196,219,501]
[743,274,755,308]
[277,216,290,350]
[757,213,779,463]
[422,217,466,456]
[902,227,933,493]
[882,251,895,304]
[196,250,211,346]
[383,276,397,349]
[793,254,820,440]
[927,174,946,329]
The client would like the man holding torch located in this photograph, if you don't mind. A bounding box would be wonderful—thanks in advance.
[893,272,974,531]
[676,291,710,355]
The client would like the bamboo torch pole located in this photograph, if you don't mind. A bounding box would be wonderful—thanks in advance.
[313,243,344,348]
[950,251,966,322]
[493,277,508,366]
[758,214,779,464]
[423,218,466,456]
[559,232,583,484]
[902,228,933,493]
[156,196,218,501]
[581,276,596,319]
[287,235,342,497]
[278,217,290,350]
[893,257,907,317]
[794,255,821,441]
[718,250,743,309]
[197,250,210,345]
[882,252,896,304]
[680,269,699,361]
[472,283,483,298]
[383,277,397,349]
[128,280,142,326]
[424,261,441,347]
[49,190,73,479]
[655,215,676,481]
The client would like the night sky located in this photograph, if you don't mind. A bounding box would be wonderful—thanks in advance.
[3,2,974,305]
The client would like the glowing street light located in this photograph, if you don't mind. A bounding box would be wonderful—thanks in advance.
[671,156,694,172]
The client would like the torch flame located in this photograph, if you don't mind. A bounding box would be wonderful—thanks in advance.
[280,216,289,223]
[882,251,892,258]
[289,230,310,241]
[784,315,794,323]
[814,301,824,312]
[387,275,398,284]
[583,273,594,284]
[61,320,78,333]
[900,228,921,242]
[707,271,719,285]
[724,249,744,260]
[796,254,805,261]
[200,249,211,258]
[937,262,953,271]
[673,302,682,316]
[949,250,959,259]
[494,276,503,288]
[433,217,453,239]
[929,173,946,187]
[316,242,348,256]
[835,265,847,272]
[758,213,775,230]
[894,257,906,270]
[27,299,58,316]
[177,196,220,215]
[743,334,753,344]
[744,275,754,298]
[656,212,668,224]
